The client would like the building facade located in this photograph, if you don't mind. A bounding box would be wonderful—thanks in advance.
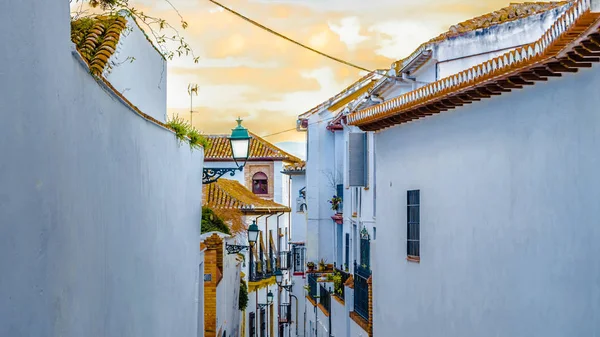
[345,1,600,336]
[204,134,304,337]
[1,3,206,337]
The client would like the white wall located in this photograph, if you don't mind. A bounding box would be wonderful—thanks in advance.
[435,6,567,79]
[289,175,307,244]
[217,238,242,337]
[373,62,600,336]
[105,11,167,122]
[0,1,204,336]
[305,113,337,263]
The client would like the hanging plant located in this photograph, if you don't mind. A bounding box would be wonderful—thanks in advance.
[328,195,342,211]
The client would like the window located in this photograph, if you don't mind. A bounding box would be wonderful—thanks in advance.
[293,246,305,273]
[260,308,266,337]
[407,190,420,259]
[249,312,256,337]
[344,233,349,270]
[348,132,367,187]
[252,172,268,195]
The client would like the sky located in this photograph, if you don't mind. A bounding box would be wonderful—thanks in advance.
[75,0,553,156]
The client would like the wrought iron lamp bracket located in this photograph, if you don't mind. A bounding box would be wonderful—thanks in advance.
[225,243,250,255]
[203,166,243,184]
[257,303,270,309]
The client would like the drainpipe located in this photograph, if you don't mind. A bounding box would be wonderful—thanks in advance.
[253,214,264,334]
[288,177,292,242]
[276,212,284,337]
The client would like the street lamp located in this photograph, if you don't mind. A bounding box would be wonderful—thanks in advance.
[202,117,251,184]
[257,290,274,309]
[225,220,260,255]
[275,269,293,291]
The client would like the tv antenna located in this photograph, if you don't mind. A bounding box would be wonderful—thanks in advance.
[188,83,199,126]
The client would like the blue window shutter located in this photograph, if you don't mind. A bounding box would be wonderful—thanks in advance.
[336,184,344,200]
[348,132,367,186]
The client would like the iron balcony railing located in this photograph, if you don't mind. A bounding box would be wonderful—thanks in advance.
[278,251,291,270]
[353,261,370,320]
[334,267,350,300]
[319,284,331,313]
[279,303,291,323]
[307,273,318,302]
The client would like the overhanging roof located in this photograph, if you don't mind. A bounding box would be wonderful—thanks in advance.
[348,0,600,131]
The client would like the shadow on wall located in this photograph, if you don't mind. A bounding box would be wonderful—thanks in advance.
[0,1,205,337]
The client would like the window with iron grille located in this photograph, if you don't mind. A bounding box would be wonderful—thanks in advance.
[249,312,256,337]
[344,233,349,271]
[260,308,266,337]
[407,190,420,258]
[293,246,304,273]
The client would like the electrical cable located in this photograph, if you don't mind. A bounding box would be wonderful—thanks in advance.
[261,115,338,138]
[207,0,379,74]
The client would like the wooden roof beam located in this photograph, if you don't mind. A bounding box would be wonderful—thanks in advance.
[508,76,535,85]
[561,58,592,68]
[573,46,600,57]
[521,72,548,81]
[531,67,562,77]
[567,51,600,63]
[496,80,524,89]
[547,62,579,73]
[581,40,600,52]
[486,84,511,93]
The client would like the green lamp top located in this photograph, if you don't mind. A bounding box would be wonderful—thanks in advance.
[230,117,250,141]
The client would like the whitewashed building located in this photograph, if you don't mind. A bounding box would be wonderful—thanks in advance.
[344,0,600,336]
[203,134,303,336]
[295,72,384,337]
[1,3,206,337]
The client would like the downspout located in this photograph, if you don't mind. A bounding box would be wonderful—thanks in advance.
[288,177,292,242]
[276,212,285,336]
[264,213,276,337]
[253,214,264,333]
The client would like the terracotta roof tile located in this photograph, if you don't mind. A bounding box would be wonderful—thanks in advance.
[71,14,128,76]
[205,132,302,163]
[203,179,291,214]
[282,161,306,173]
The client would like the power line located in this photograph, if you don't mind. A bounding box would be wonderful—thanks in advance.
[207,0,375,74]
[261,115,338,138]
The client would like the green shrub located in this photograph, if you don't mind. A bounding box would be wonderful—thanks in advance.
[201,207,230,235]
[239,279,248,311]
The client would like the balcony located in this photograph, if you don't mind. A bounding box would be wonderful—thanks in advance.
[333,268,351,301]
[278,251,291,270]
[353,261,370,321]
[279,303,291,323]
[307,273,318,302]
[319,284,331,314]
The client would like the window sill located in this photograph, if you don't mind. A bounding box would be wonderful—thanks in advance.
[406,256,420,263]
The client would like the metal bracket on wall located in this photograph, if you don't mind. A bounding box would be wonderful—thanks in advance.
[202,167,243,184]
[225,243,250,255]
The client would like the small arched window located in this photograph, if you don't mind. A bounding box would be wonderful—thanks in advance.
[252,172,268,195]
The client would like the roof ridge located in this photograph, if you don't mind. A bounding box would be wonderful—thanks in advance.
[248,131,302,163]
[391,0,571,72]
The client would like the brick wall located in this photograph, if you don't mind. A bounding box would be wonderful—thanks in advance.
[244,163,275,199]
[203,234,224,337]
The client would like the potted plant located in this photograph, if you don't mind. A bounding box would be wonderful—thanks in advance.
[318,258,328,271]
[328,195,342,213]
[306,261,315,272]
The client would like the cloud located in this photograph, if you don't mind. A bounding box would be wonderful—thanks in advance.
[328,17,368,51]
[125,0,533,143]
